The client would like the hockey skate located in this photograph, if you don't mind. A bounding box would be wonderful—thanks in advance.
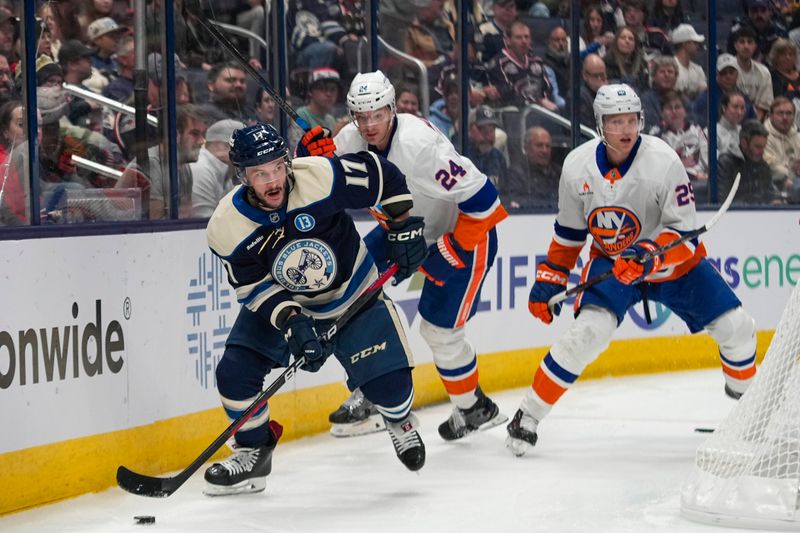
[204,441,275,496]
[329,388,386,437]
[724,384,743,400]
[438,387,508,441]
[386,413,426,471]
[505,409,539,457]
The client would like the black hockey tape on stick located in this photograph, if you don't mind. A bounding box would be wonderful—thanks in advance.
[547,172,741,309]
[116,264,398,498]
[191,14,311,132]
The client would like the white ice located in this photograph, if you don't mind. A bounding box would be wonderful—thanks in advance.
[1,369,753,533]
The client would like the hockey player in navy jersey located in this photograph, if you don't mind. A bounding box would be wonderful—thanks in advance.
[203,122,428,495]
[506,83,758,457]
[331,71,510,441]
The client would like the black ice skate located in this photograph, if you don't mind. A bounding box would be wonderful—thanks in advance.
[724,384,743,400]
[329,388,386,437]
[438,387,509,441]
[204,441,275,496]
[505,409,539,457]
[386,413,426,471]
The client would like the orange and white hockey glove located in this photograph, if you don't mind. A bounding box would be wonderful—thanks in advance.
[528,261,569,324]
[612,240,662,285]
[298,125,336,158]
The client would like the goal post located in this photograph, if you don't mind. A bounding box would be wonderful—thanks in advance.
[681,282,800,531]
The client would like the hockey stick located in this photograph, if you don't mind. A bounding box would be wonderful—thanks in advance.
[116,263,398,498]
[548,172,741,308]
[192,15,311,132]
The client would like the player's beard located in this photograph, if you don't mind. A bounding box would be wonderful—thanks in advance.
[248,181,288,212]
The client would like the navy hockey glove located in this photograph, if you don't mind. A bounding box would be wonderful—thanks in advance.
[296,125,336,158]
[612,240,662,285]
[528,261,569,325]
[281,313,330,372]
[385,216,427,284]
[419,232,470,287]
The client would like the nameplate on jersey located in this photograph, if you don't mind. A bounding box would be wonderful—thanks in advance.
[587,206,641,256]
[273,238,337,291]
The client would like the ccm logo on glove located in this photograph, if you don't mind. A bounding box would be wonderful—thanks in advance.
[387,226,425,242]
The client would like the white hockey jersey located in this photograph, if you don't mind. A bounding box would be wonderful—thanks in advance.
[335,113,507,249]
[550,134,705,282]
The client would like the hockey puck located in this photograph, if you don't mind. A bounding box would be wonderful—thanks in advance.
[134,515,156,525]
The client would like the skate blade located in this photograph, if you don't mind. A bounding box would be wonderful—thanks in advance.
[477,411,509,433]
[330,414,386,438]
[203,477,266,496]
[505,435,532,457]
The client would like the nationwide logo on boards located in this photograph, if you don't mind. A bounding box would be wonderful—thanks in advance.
[185,251,238,389]
[0,299,128,390]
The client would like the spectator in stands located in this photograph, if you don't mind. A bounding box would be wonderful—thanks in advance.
[480,0,517,62]
[579,53,608,131]
[718,119,785,205]
[604,26,649,93]
[201,61,250,123]
[288,5,342,71]
[252,87,277,126]
[671,24,708,101]
[0,99,26,225]
[117,104,208,219]
[102,35,134,103]
[289,67,345,151]
[692,54,757,126]
[763,97,800,202]
[732,25,774,121]
[190,119,244,218]
[58,39,96,126]
[654,91,709,196]
[767,38,800,104]
[648,0,688,32]
[543,26,569,112]
[485,20,557,110]
[78,0,116,34]
[0,52,15,106]
[727,0,788,61]
[35,55,63,88]
[429,73,459,139]
[641,55,679,131]
[580,5,613,57]
[717,91,747,159]
[396,83,421,116]
[501,126,561,210]
[621,0,671,58]
[36,19,54,60]
[86,17,127,79]
[467,105,506,188]
[405,0,456,85]
[0,12,19,73]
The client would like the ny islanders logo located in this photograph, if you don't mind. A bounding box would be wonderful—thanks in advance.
[588,207,641,256]
[273,239,336,291]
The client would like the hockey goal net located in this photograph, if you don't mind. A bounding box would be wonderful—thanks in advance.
[681,282,800,530]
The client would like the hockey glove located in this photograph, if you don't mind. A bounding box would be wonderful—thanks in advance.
[297,125,336,158]
[612,239,662,285]
[385,215,427,284]
[419,232,471,287]
[281,313,330,372]
[528,261,570,325]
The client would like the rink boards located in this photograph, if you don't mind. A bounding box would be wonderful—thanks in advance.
[0,210,798,514]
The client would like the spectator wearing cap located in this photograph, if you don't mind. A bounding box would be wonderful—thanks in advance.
[86,17,127,78]
[288,67,344,151]
[190,119,245,218]
[479,0,516,63]
[501,126,561,210]
[719,119,784,205]
[692,53,757,126]
[672,24,707,101]
[200,61,250,123]
[485,20,557,110]
[467,105,506,188]
[767,38,800,103]
[36,55,64,88]
[763,97,800,202]
[57,39,98,126]
[726,0,788,61]
[732,25,774,121]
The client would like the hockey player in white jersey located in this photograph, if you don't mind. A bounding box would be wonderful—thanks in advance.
[506,83,758,456]
[203,123,428,495]
[331,71,510,441]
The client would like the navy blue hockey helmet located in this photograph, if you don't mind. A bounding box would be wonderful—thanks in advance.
[229,122,289,184]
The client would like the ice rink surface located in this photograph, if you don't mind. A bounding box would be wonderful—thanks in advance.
[2,369,754,533]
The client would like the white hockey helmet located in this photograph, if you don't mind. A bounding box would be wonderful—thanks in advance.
[592,83,644,140]
[346,70,396,117]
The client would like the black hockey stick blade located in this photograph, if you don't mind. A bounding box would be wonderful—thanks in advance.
[116,264,398,497]
[547,172,741,308]
[694,427,715,433]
